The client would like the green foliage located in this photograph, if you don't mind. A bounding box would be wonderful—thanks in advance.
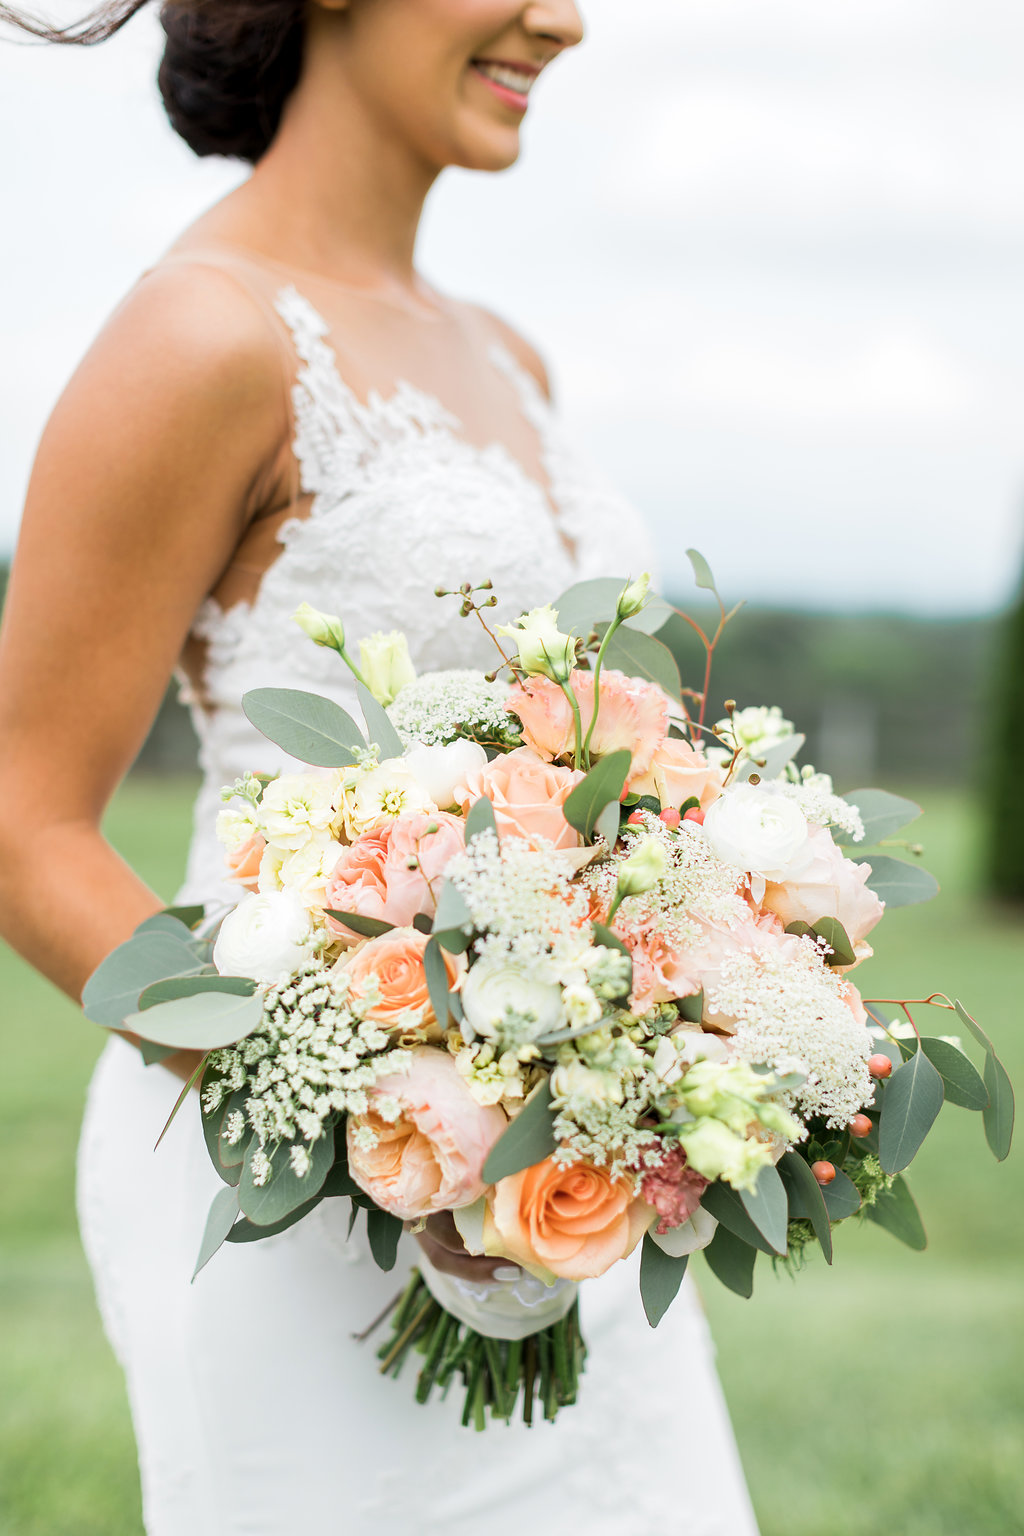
[550,575,673,637]
[703,1223,757,1297]
[738,1163,789,1256]
[237,1125,336,1226]
[124,988,265,1052]
[562,749,631,840]
[865,854,940,907]
[482,1080,557,1183]
[193,1186,240,1278]
[463,794,498,845]
[366,1208,403,1271]
[878,1048,946,1174]
[241,687,365,766]
[778,1150,833,1263]
[81,930,206,1028]
[865,1175,927,1251]
[324,910,394,939]
[986,563,1024,898]
[701,1180,781,1257]
[639,1235,689,1327]
[355,680,405,758]
[835,788,922,847]
[596,624,681,697]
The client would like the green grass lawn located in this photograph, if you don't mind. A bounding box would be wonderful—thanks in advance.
[0,777,1020,1536]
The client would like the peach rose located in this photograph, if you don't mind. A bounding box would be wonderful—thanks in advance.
[338,927,461,1038]
[484,1155,654,1281]
[455,746,583,851]
[762,825,885,959]
[628,738,726,811]
[225,832,265,892]
[507,668,669,777]
[324,811,464,941]
[347,1047,506,1221]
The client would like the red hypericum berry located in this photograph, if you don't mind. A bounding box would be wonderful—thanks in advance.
[683,807,705,826]
[868,1053,893,1079]
[659,808,682,829]
[849,1114,873,1139]
[627,811,645,827]
[812,1160,837,1186]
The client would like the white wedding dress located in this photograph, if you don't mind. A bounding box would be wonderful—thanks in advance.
[77,252,761,1536]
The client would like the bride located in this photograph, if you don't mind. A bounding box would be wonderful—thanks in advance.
[0,2,761,1532]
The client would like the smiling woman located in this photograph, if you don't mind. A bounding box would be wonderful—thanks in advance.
[0,1,762,1533]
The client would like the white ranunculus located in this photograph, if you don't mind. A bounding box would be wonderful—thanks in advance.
[702,782,814,882]
[403,739,488,809]
[461,957,565,1046]
[213,890,319,984]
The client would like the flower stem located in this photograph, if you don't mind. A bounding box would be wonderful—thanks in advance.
[558,679,586,770]
[580,615,621,767]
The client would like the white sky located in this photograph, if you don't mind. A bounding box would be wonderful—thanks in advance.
[2,0,1023,612]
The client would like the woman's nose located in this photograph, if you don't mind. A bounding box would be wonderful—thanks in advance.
[522,0,585,50]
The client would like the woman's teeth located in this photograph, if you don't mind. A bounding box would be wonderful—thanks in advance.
[473,62,536,96]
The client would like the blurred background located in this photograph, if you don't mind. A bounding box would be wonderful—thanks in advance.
[1,2,1022,1533]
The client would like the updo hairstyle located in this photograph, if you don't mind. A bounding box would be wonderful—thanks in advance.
[0,0,306,162]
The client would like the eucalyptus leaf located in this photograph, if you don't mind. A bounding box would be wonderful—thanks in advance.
[954,998,998,1057]
[550,576,673,638]
[784,918,855,968]
[242,687,365,767]
[700,1181,778,1256]
[133,913,201,942]
[202,1083,250,1184]
[163,904,206,930]
[238,1126,336,1226]
[734,734,807,783]
[139,1040,178,1067]
[779,1151,833,1264]
[597,625,681,699]
[432,880,474,944]
[833,789,922,848]
[193,1186,240,1279]
[878,1046,945,1174]
[865,855,940,908]
[594,797,622,850]
[356,681,406,759]
[703,1223,756,1298]
[124,989,265,1052]
[686,548,719,598]
[423,937,453,1028]
[82,932,208,1028]
[321,1152,363,1200]
[820,1168,862,1220]
[865,1174,927,1251]
[324,911,395,940]
[562,749,631,841]
[738,1163,789,1256]
[983,1053,1015,1161]
[225,1196,324,1243]
[919,1037,989,1111]
[464,795,499,845]
[138,974,256,1010]
[482,1080,557,1183]
[367,1208,403,1271]
[640,1234,689,1327]
[678,990,704,1024]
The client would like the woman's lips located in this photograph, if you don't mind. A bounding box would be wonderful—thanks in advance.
[470,59,539,114]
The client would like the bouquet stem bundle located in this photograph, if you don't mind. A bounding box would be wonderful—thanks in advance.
[373,1270,587,1429]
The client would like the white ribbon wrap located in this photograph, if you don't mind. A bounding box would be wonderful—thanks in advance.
[416,1252,579,1342]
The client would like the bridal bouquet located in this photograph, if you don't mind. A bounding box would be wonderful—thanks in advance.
[83,559,1014,1429]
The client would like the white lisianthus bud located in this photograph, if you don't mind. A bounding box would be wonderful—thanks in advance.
[615,837,668,899]
[403,739,488,809]
[213,889,319,985]
[713,704,795,760]
[358,630,417,708]
[616,572,652,620]
[497,604,576,684]
[292,602,347,654]
[461,956,566,1047]
[702,782,813,882]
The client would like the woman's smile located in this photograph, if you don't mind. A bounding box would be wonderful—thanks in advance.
[469,56,543,114]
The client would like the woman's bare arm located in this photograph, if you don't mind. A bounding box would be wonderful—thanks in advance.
[0,264,287,1066]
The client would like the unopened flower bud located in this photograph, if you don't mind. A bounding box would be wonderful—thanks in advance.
[293,602,346,654]
[615,837,668,899]
[616,572,652,620]
[358,630,416,708]
[497,603,576,683]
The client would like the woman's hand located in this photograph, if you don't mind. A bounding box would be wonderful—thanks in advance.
[413,1211,520,1284]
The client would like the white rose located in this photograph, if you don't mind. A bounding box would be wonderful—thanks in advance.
[403,739,488,809]
[213,890,319,984]
[702,782,813,882]
[461,957,565,1045]
[258,772,338,851]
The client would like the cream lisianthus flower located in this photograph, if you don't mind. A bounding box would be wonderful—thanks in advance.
[258,832,343,908]
[258,772,339,852]
[675,1118,773,1194]
[338,758,437,840]
[498,604,576,683]
[359,630,416,708]
[292,601,347,654]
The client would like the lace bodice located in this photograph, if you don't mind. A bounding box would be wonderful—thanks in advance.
[176,281,654,905]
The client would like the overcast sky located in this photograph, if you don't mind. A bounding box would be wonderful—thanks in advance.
[2,0,1023,612]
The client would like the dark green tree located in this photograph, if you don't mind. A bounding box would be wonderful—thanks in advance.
[988,558,1024,899]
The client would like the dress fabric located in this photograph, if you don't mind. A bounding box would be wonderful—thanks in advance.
[76,270,761,1536]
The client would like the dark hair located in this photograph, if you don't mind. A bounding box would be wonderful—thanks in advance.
[0,0,306,162]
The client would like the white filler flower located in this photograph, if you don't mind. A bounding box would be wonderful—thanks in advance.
[702,782,813,882]
[213,889,319,985]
